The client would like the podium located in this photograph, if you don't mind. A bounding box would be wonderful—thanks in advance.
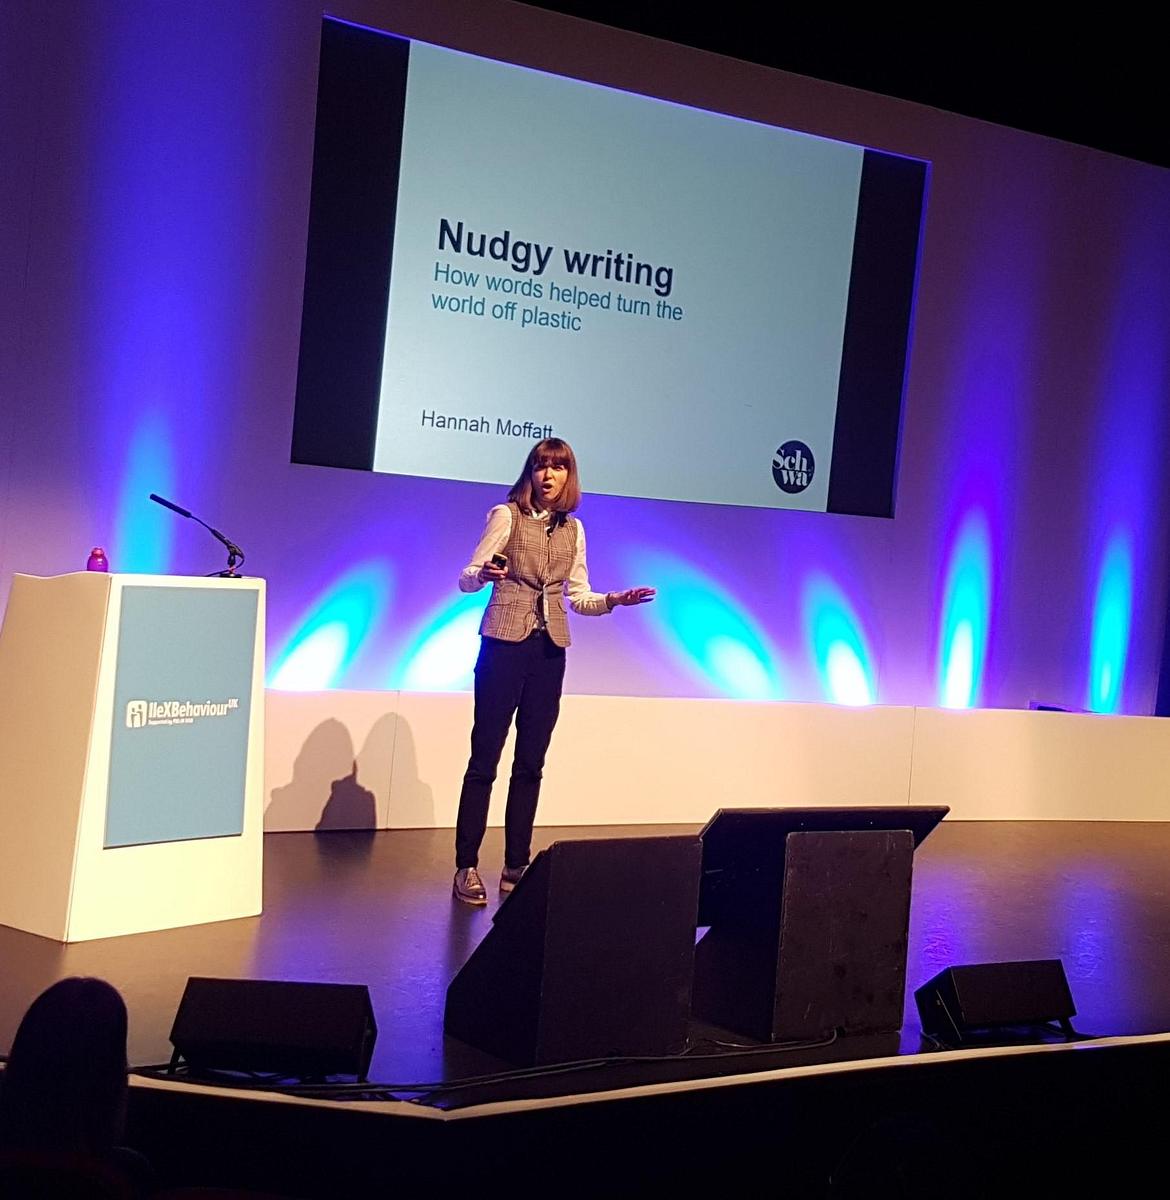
[0,572,265,942]
[693,806,948,1042]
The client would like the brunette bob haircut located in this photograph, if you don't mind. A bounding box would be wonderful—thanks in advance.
[507,438,581,514]
[0,976,129,1154]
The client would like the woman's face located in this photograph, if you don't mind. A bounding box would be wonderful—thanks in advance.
[532,460,568,507]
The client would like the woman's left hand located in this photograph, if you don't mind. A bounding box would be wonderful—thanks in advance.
[608,586,656,607]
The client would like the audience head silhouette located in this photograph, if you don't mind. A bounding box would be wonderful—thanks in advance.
[0,976,129,1155]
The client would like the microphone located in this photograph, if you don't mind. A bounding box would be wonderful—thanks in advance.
[149,493,191,519]
[149,493,246,577]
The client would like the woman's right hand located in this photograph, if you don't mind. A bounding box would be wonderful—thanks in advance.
[477,561,507,584]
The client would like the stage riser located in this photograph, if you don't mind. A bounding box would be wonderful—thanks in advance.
[265,691,1170,830]
[121,1039,1170,1197]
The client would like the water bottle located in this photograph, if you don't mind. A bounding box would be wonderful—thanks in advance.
[86,547,109,572]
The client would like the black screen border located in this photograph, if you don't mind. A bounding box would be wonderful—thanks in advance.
[826,150,929,518]
[291,18,409,472]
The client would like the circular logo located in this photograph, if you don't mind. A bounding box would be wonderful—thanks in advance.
[772,441,815,494]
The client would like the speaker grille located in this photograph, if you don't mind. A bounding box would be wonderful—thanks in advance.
[170,977,377,1078]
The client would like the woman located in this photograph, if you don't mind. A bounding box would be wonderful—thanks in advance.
[0,976,154,1196]
[453,438,654,904]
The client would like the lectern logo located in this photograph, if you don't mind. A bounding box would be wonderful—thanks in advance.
[123,697,240,728]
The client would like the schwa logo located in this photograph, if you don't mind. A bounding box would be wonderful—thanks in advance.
[772,440,815,494]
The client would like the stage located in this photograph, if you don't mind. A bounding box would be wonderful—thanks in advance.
[5,819,1170,1077]
[2,819,1170,1194]
[2,819,1169,1080]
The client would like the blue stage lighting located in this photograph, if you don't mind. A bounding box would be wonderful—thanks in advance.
[623,550,782,699]
[394,590,491,692]
[802,575,876,705]
[937,513,991,708]
[269,564,392,690]
[1087,533,1132,714]
[113,412,176,574]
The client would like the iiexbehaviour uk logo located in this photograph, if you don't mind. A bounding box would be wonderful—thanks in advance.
[125,698,240,729]
[772,440,814,494]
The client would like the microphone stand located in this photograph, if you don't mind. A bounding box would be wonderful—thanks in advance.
[149,494,247,577]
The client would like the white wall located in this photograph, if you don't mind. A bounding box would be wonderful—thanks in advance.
[266,690,1170,829]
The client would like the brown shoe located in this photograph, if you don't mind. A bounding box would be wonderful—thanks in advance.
[499,865,527,894]
[453,867,488,905]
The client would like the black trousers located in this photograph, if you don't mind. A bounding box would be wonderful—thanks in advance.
[455,632,567,870]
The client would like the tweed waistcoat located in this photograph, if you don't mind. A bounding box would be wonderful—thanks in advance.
[479,502,578,647]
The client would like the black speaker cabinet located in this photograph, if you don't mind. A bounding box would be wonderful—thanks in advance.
[170,977,377,1079]
[915,960,1076,1045]
[445,836,702,1066]
[693,808,948,1043]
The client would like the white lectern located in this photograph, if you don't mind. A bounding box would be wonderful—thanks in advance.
[0,572,265,942]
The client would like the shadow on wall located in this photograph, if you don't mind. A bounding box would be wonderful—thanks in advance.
[266,717,378,831]
[315,759,377,831]
[384,716,435,829]
[264,713,435,830]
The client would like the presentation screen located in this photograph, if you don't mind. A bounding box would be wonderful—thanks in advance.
[292,19,928,517]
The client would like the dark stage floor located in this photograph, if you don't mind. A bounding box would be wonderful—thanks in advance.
[3,821,1170,1086]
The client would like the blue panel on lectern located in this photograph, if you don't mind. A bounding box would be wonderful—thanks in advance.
[105,586,258,848]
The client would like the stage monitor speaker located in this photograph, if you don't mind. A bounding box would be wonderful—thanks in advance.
[445,836,702,1066]
[169,977,377,1079]
[692,806,948,1042]
[914,960,1076,1045]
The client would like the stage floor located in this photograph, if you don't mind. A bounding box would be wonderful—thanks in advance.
[3,821,1170,1085]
